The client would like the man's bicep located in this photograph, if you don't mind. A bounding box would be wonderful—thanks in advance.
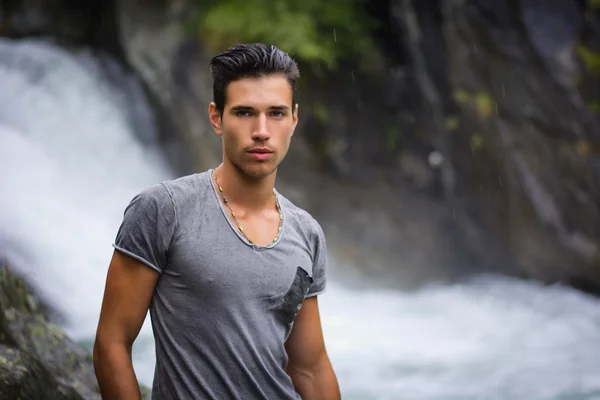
[307,219,328,297]
[285,296,327,369]
[96,250,159,346]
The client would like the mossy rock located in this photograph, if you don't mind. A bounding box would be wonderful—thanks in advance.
[0,266,102,399]
[4,311,100,398]
[0,266,152,399]
[0,344,79,400]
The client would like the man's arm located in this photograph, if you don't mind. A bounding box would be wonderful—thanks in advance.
[93,250,159,400]
[285,296,340,400]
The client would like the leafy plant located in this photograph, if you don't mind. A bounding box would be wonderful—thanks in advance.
[193,0,375,70]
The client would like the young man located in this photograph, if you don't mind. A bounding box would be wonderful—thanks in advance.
[93,43,340,400]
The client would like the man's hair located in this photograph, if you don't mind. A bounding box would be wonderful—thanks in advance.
[209,43,300,115]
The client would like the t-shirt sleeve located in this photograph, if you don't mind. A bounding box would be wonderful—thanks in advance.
[112,183,177,274]
[307,221,328,297]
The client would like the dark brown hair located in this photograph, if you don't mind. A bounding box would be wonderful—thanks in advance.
[209,43,300,115]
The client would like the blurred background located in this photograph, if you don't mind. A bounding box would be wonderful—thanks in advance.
[1,0,600,399]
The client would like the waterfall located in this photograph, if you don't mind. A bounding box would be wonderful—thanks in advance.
[0,37,172,379]
[1,38,600,399]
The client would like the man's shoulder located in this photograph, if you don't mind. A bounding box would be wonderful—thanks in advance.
[161,170,208,194]
[133,170,210,208]
[277,192,324,238]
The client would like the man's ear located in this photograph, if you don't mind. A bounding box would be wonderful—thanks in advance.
[291,103,299,136]
[208,102,222,136]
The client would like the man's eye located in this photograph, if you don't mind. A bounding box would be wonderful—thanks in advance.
[271,111,284,117]
[236,111,252,117]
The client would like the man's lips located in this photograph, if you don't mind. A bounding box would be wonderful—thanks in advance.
[247,148,273,160]
[248,147,273,154]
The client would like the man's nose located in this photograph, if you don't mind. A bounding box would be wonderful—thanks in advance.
[251,113,270,141]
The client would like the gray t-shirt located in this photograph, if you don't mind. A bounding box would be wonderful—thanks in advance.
[112,169,328,399]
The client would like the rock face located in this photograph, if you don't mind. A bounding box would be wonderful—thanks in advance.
[112,0,600,290]
[1,0,599,292]
[0,266,101,400]
[439,0,600,288]
[0,265,153,399]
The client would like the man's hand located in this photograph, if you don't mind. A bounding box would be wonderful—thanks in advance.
[285,296,340,400]
[93,250,159,400]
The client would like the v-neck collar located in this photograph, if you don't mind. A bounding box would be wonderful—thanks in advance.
[207,169,285,252]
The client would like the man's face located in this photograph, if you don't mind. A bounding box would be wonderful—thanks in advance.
[209,74,298,180]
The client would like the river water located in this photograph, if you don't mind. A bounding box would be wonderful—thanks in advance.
[1,38,600,400]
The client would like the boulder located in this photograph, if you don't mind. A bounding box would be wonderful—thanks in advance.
[0,266,100,399]
[0,266,151,399]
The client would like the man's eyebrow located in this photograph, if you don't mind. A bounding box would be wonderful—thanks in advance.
[229,105,255,111]
[229,105,290,111]
[269,105,290,111]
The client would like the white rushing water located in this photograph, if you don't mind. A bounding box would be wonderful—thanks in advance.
[0,38,169,362]
[1,39,600,400]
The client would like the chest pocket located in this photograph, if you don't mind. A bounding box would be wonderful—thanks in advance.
[271,267,313,324]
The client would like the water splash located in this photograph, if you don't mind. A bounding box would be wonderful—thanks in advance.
[323,275,600,399]
[0,38,173,337]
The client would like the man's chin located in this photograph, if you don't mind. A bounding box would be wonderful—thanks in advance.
[237,162,277,180]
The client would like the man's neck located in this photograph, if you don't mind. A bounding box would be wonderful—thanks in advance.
[213,162,277,212]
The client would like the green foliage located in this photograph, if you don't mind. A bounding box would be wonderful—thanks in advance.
[474,93,494,118]
[453,89,471,104]
[194,0,375,70]
[470,133,484,153]
[313,102,330,123]
[453,89,495,118]
[445,116,459,131]
[577,44,600,76]
[587,99,600,113]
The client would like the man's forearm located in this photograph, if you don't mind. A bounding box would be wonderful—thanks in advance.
[93,342,142,400]
[288,356,341,400]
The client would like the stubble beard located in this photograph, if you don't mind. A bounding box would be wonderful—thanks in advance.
[230,155,280,181]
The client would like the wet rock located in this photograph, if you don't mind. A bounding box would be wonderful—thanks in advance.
[0,344,75,400]
[0,266,101,399]
[441,0,600,288]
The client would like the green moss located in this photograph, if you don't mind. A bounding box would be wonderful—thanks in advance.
[577,44,600,76]
[586,99,600,113]
[470,133,484,153]
[0,346,27,374]
[453,89,495,118]
[445,116,459,131]
[313,102,330,123]
[3,308,15,322]
[0,352,10,366]
[589,0,600,8]
[474,93,494,117]
[453,89,471,104]
[31,321,63,346]
[0,268,103,397]
[0,266,35,314]
[194,0,376,70]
